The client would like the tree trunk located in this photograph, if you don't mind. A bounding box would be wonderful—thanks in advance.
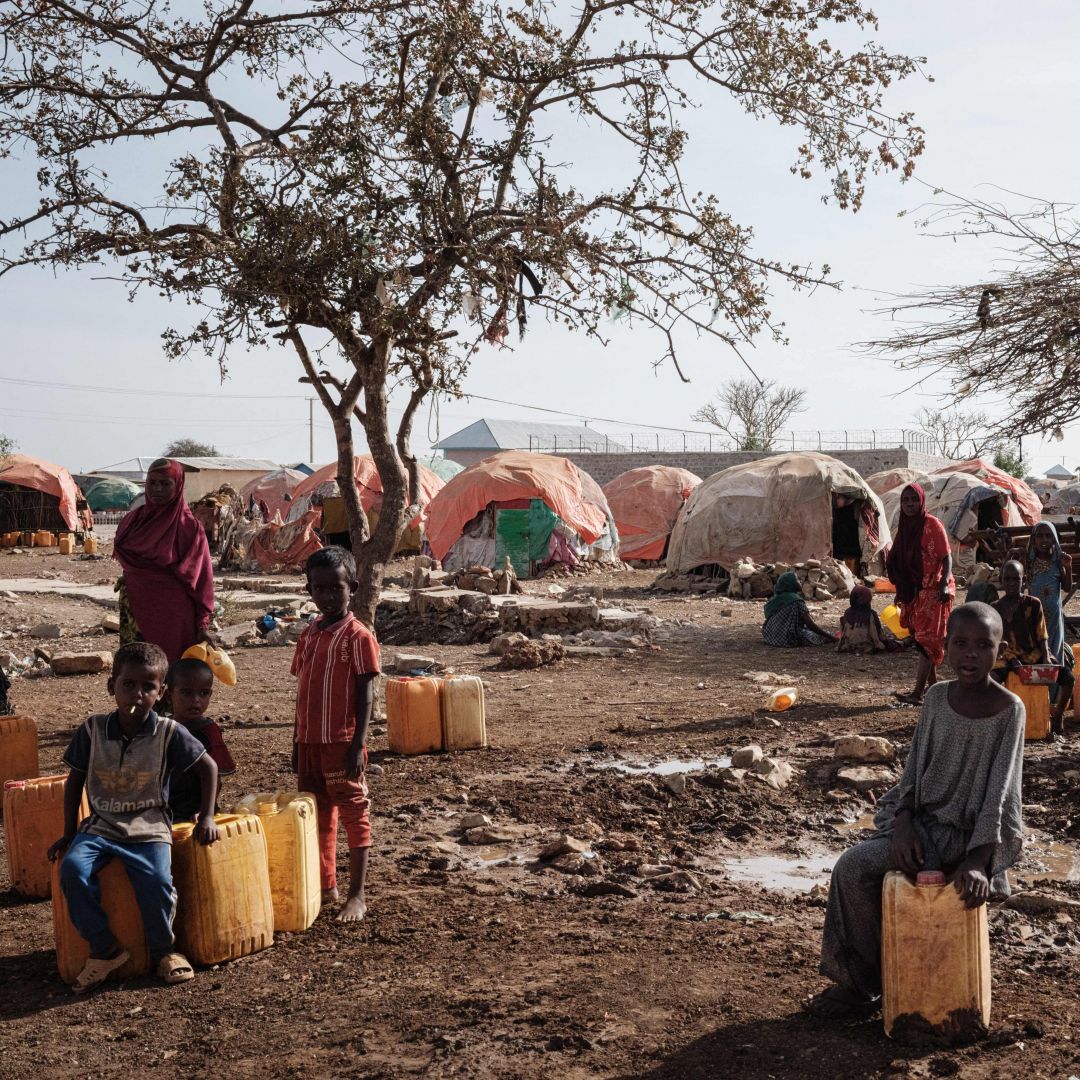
[333,408,369,558]
[351,339,409,627]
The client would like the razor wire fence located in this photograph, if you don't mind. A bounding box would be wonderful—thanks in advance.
[524,429,939,455]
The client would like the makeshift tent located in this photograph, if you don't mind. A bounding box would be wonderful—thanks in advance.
[0,454,86,533]
[880,471,1023,541]
[864,468,931,500]
[83,477,140,512]
[239,468,307,520]
[421,453,465,483]
[665,452,890,573]
[603,466,702,562]
[221,511,323,572]
[287,455,445,551]
[931,459,1041,526]
[424,450,619,576]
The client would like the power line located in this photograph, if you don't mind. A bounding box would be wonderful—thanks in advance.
[0,374,302,400]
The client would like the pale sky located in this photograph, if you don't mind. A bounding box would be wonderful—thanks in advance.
[2,2,1078,476]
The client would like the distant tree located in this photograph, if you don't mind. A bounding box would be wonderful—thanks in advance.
[0,434,15,463]
[0,0,926,622]
[915,407,994,460]
[163,439,219,458]
[692,379,807,451]
[992,446,1026,479]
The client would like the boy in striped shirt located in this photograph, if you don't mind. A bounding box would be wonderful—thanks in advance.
[291,546,380,922]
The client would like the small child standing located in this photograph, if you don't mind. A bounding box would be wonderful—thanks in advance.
[167,658,237,821]
[291,546,379,922]
[48,642,219,993]
[808,603,1024,1019]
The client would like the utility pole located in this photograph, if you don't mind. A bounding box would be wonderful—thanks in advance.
[308,398,315,461]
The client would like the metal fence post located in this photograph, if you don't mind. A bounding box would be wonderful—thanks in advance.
[817,431,821,451]
[682,433,686,452]
[656,433,660,451]
[630,434,634,452]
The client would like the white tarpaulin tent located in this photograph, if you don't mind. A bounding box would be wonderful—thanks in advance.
[879,471,1022,542]
[665,452,890,573]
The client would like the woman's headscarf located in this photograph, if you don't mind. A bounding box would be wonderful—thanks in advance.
[886,483,927,604]
[1027,521,1063,570]
[114,460,214,616]
[764,571,803,620]
[842,584,875,628]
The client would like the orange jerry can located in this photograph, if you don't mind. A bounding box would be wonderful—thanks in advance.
[439,675,487,751]
[83,535,98,555]
[171,814,274,965]
[386,676,443,755]
[4,776,89,898]
[0,716,39,789]
[19,531,33,547]
[58,534,75,555]
[1005,673,1051,740]
[882,870,991,1043]
[51,856,150,984]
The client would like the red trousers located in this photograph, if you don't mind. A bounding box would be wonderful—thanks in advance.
[296,742,371,890]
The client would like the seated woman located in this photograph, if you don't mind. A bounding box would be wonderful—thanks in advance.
[837,585,886,654]
[992,559,1075,738]
[762,572,835,648]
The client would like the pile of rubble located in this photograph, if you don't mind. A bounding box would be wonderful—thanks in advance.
[655,555,859,601]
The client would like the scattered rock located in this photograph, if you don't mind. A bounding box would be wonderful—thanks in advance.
[731,744,764,769]
[33,646,54,663]
[836,764,896,792]
[457,813,492,830]
[663,773,687,796]
[0,650,15,670]
[489,631,528,657]
[577,880,638,899]
[547,852,601,876]
[833,735,897,764]
[540,834,590,861]
[1004,891,1080,917]
[49,652,114,677]
[750,757,793,790]
[498,638,564,670]
[387,652,440,674]
[30,623,62,639]
[462,825,527,845]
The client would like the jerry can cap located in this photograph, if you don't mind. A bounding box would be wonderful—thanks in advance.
[916,870,946,886]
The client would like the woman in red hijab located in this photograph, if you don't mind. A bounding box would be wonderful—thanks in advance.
[885,483,954,705]
[113,459,215,663]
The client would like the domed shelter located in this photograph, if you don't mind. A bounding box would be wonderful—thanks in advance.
[603,466,701,562]
[425,450,619,576]
[880,472,1025,543]
[931,459,1041,526]
[665,452,890,575]
[0,454,89,534]
[421,453,465,483]
[865,467,931,500]
[287,455,445,551]
[83,477,140,512]
[239,467,307,520]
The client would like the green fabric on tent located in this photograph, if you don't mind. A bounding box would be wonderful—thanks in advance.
[421,454,464,482]
[494,499,558,578]
[527,498,558,562]
[84,477,141,511]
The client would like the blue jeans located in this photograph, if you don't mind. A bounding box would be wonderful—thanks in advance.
[60,832,177,963]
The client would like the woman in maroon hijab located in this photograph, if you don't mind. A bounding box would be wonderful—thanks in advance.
[114,459,215,663]
[886,483,954,705]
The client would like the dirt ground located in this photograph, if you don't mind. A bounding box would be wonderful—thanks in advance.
[2,545,1080,1079]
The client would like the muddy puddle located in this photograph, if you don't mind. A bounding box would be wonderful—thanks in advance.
[589,756,732,777]
[722,852,837,893]
[1018,833,1080,883]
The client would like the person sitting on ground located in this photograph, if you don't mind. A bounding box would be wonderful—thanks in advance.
[991,560,1075,739]
[886,483,954,705]
[836,585,886,654]
[807,603,1024,1020]
[48,642,219,993]
[167,658,236,821]
[291,545,379,922]
[761,571,836,648]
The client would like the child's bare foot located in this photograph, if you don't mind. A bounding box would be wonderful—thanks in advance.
[322,886,340,904]
[893,691,923,706]
[337,893,366,922]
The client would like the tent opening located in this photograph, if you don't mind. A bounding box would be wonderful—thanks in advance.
[831,495,862,576]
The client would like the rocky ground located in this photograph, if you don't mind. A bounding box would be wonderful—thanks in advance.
[2,545,1079,1079]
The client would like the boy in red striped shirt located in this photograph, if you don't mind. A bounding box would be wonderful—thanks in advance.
[291,546,380,922]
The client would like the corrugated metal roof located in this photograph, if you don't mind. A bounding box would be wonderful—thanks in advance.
[170,457,278,471]
[1045,464,1074,479]
[433,419,625,452]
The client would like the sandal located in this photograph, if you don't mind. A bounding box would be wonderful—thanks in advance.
[804,987,881,1021]
[72,949,130,994]
[156,952,195,985]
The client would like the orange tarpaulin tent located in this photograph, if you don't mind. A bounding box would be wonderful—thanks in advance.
[603,466,701,561]
[425,450,609,562]
[290,455,444,523]
[931,459,1042,527]
[0,453,83,531]
[239,468,307,519]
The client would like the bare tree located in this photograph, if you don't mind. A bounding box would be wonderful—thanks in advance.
[164,439,220,459]
[914,407,994,459]
[0,0,926,622]
[692,379,807,450]
[865,188,1080,441]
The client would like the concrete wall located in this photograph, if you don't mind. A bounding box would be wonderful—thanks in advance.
[559,447,951,487]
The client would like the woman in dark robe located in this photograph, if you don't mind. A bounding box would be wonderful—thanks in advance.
[762,572,835,648]
[113,459,215,664]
